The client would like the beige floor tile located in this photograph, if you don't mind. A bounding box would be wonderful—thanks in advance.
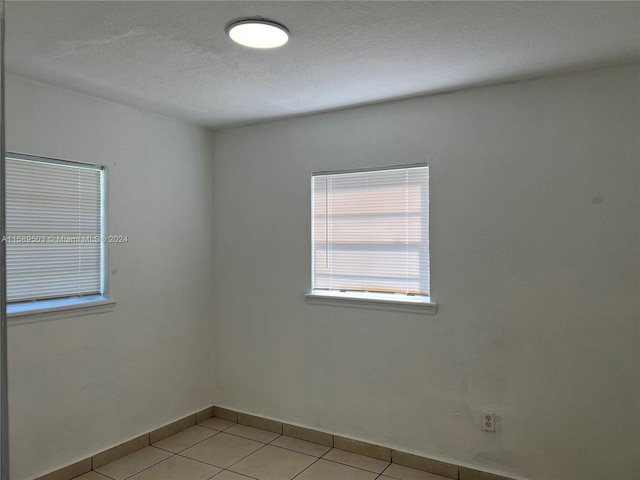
[212,471,255,480]
[181,432,263,468]
[200,417,236,431]
[225,424,280,443]
[127,455,222,480]
[295,459,378,480]
[323,448,390,473]
[94,446,172,480]
[230,445,316,480]
[72,473,111,480]
[152,425,217,453]
[92,435,150,469]
[270,436,331,457]
[383,463,452,480]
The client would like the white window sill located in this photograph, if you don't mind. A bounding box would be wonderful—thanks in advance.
[305,291,437,314]
[7,296,116,325]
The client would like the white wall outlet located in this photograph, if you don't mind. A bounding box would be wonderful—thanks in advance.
[482,410,496,432]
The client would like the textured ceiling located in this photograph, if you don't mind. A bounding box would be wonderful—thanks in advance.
[5,1,640,128]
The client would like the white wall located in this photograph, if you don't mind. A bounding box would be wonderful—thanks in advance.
[210,64,640,480]
[5,74,216,480]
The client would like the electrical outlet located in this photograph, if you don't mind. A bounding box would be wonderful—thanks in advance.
[482,410,496,432]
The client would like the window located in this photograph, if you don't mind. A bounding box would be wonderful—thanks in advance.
[309,164,435,312]
[4,153,108,315]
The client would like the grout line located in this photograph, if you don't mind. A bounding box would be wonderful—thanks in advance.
[322,457,390,476]
[89,470,116,480]
[173,432,271,472]
[143,422,385,479]
[198,422,236,432]
[262,439,320,459]
[150,444,179,454]
[266,434,281,445]
[220,468,261,480]
[291,457,322,480]
[150,428,219,454]
[101,447,174,480]
[221,429,280,444]
[264,436,330,458]
[119,452,176,480]
[219,411,463,479]
[175,453,234,471]
[223,442,271,472]
[54,407,497,480]
[380,463,395,478]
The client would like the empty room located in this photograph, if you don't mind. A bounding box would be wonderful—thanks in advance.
[0,1,637,480]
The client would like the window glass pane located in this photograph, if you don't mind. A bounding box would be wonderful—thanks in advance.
[312,165,429,298]
[5,155,104,303]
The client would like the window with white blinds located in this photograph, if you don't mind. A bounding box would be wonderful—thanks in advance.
[5,154,104,304]
[312,165,430,302]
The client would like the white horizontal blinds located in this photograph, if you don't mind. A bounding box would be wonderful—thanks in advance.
[313,165,429,297]
[5,156,103,303]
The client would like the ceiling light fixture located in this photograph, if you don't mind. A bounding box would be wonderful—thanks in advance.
[227,19,290,49]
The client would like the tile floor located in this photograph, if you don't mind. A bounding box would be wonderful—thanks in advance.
[74,417,450,480]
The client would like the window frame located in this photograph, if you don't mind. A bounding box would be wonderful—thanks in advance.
[306,163,437,314]
[5,152,115,321]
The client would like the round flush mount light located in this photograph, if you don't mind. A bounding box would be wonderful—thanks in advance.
[227,19,290,49]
